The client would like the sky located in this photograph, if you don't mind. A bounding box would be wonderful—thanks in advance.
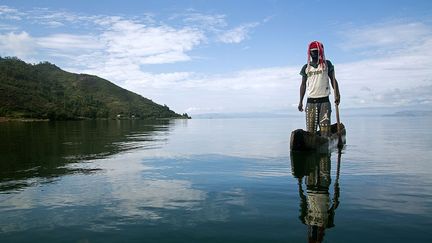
[0,0,431,115]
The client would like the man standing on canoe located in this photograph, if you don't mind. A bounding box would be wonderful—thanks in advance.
[298,41,340,137]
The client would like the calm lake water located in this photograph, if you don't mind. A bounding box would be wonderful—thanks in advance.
[0,116,431,242]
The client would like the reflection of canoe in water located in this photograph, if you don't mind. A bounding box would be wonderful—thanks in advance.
[290,151,328,179]
[290,150,342,232]
[290,123,346,152]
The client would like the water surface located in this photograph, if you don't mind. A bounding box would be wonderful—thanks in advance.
[0,116,431,242]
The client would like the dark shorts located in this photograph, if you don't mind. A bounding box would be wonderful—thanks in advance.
[306,97,331,136]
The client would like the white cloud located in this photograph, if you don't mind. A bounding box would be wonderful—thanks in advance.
[132,66,299,114]
[124,71,194,90]
[0,31,35,58]
[37,34,103,50]
[0,5,258,71]
[141,52,191,64]
[185,106,225,113]
[43,21,65,28]
[10,14,205,64]
[218,23,259,44]
[186,66,297,91]
[340,22,431,55]
[100,19,205,64]
[114,65,296,99]
[180,12,262,45]
[29,17,205,69]
[182,12,227,30]
[28,8,103,28]
[0,5,17,14]
[0,5,22,20]
[335,22,432,107]
[0,23,18,31]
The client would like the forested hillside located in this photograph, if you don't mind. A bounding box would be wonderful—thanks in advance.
[0,57,189,120]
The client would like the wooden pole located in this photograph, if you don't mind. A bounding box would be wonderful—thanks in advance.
[331,151,342,209]
[332,71,343,148]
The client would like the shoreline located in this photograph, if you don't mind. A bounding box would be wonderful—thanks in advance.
[0,117,50,122]
[0,116,190,123]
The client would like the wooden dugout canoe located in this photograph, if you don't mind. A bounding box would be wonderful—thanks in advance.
[290,123,346,152]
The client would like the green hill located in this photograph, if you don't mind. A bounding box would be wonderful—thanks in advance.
[0,57,190,120]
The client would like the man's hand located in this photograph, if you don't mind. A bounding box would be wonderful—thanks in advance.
[298,103,304,112]
[335,95,340,105]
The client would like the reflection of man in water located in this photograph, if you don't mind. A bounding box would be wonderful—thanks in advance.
[293,153,340,243]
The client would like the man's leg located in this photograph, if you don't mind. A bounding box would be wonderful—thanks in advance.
[318,101,331,137]
[306,103,318,134]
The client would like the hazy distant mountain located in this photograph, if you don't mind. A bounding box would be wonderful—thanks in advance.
[384,110,432,117]
[192,106,432,119]
[0,57,190,120]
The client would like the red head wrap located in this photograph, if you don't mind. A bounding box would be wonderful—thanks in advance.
[307,41,326,69]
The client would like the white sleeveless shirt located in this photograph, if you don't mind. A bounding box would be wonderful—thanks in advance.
[306,65,331,98]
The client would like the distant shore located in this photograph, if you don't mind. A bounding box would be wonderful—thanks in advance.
[0,117,50,122]
[0,116,190,122]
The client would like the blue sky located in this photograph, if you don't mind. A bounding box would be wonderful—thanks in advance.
[1,0,431,114]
